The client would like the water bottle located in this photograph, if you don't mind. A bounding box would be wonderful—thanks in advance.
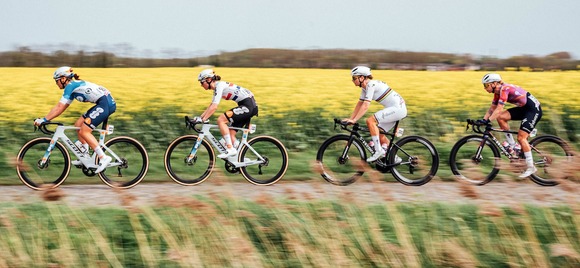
[249,124,257,134]
[530,128,537,138]
[502,141,514,155]
[396,128,404,137]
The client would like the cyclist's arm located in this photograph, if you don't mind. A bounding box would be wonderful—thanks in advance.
[487,103,504,121]
[349,100,370,122]
[483,104,497,120]
[44,102,69,121]
[200,103,218,121]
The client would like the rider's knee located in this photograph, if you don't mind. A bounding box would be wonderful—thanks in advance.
[217,115,228,124]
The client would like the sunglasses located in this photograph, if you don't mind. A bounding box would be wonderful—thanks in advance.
[483,83,492,88]
[352,76,359,81]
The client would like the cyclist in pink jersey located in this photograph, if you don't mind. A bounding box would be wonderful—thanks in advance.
[479,73,542,178]
[194,69,258,159]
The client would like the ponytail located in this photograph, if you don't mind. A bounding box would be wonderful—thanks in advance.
[214,75,221,81]
[72,73,80,80]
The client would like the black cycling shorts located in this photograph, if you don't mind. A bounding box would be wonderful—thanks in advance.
[224,97,258,128]
[507,92,542,133]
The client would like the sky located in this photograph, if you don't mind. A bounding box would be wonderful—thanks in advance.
[1,0,579,59]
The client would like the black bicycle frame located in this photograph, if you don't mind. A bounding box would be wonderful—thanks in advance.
[469,120,524,160]
[336,119,401,168]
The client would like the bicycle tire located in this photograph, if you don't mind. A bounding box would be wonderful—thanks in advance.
[528,135,574,186]
[98,136,149,189]
[238,136,289,185]
[316,134,366,186]
[449,134,501,185]
[164,135,215,185]
[390,136,439,186]
[16,137,71,190]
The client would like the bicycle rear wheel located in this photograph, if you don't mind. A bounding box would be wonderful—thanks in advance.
[16,138,71,190]
[98,136,149,189]
[449,135,501,185]
[164,135,215,185]
[390,136,439,186]
[529,135,574,186]
[239,136,288,185]
[316,134,366,186]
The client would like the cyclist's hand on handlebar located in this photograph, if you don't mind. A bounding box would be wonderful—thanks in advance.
[34,118,47,126]
[341,118,355,125]
[192,116,204,123]
[475,119,490,126]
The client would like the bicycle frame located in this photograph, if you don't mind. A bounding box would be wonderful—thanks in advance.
[468,120,534,160]
[186,120,266,168]
[335,119,405,168]
[38,123,122,170]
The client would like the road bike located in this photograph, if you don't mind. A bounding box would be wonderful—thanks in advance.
[16,121,149,190]
[449,119,574,186]
[164,116,289,185]
[316,118,439,186]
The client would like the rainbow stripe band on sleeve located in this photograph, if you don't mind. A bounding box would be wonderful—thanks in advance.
[376,88,392,102]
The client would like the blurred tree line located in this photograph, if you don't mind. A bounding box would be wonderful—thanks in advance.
[1,46,578,70]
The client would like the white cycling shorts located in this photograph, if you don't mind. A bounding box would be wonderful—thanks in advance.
[374,103,407,132]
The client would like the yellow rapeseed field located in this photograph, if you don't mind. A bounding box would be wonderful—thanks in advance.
[1,68,579,129]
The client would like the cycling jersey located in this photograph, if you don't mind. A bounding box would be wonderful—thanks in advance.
[211,81,254,104]
[360,80,407,131]
[60,80,116,107]
[491,83,542,134]
[491,83,534,107]
[359,80,405,108]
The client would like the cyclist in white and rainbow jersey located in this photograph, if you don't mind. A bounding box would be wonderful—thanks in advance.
[480,73,542,178]
[195,69,259,159]
[33,66,116,173]
[343,66,407,162]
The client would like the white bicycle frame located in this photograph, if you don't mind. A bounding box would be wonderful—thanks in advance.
[187,123,266,168]
[40,124,122,170]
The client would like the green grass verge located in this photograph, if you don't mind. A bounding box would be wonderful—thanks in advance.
[0,199,577,267]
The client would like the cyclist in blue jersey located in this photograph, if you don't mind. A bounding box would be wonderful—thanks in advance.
[34,66,116,173]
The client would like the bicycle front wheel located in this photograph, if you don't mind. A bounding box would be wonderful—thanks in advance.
[16,138,71,190]
[164,135,215,185]
[390,136,439,186]
[98,136,149,189]
[316,134,366,186]
[449,135,501,185]
[239,136,289,185]
[529,135,574,186]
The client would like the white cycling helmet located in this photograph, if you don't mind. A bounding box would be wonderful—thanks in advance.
[53,66,74,80]
[198,69,215,81]
[351,66,372,77]
[482,73,502,84]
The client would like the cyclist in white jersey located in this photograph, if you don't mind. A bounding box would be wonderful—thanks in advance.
[343,66,407,162]
[34,66,116,173]
[195,69,259,159]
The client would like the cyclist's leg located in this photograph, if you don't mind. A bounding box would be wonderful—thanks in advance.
[80,102,111,158]
[518,104,542,177]
[500,107,521,145]
[375,104,408,146]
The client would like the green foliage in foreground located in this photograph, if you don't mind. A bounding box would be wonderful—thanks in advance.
[0,199,578,267]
